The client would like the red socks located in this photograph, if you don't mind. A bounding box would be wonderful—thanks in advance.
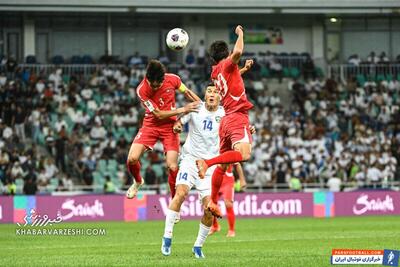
[212,216,219,229]
[126,160,142,184]
[168,169,178,198]
[205,151,243,167]
[226,206,235,231]
[211,166,225,203]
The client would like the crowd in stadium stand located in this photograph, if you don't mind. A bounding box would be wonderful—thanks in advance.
[0,51,399,195]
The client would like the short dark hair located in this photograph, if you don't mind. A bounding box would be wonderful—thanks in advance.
[146,60,166,83]
[209,41,229,64]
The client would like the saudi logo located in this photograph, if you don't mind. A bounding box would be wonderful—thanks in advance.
[215,116,221,123]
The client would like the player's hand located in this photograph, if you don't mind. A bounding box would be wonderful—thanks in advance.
[235,25,244,36]
[173,121,183,133]
[244,59,254,71]
[240,180,247,191]
[183,101,200,114]
[250,125,256,134]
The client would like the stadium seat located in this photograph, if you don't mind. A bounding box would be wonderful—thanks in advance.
[376,74,385,83]
[107,160,118,172]
[152,164,164,179]
[356,74,366,86]
[93,171,103,182]
[52,55,64,65]
[316,67,324,78]
[290,67,300,78]
[50,178,59,189]
[386,74,393,81]
[82,55,93,64]
[283,67,290,77]
[25,55,37,64]
[260,66,270,78]
[70,55,82,64]
[98,160,108,174]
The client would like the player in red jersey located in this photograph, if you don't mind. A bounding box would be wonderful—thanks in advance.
[208,163,246,237]
[126,60,200,199]
[196,25,254,217]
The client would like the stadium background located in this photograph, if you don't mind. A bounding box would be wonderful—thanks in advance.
[0,1,399,266]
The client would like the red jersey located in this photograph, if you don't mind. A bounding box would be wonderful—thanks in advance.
[211,58,253,115]
[136,73,182,127]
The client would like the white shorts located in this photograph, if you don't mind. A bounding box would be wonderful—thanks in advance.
[176,155,216,201]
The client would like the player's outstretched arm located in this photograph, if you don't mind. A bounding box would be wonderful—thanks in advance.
[184,88,201,102]
[179,83,201,102]
[152,101,200,120]
[234,163,247,190]
[230,25,244,64]
[239,59,254,75]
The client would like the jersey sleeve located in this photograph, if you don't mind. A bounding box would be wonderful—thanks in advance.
[168,74,182,90]
[223,58,237,73]
[136,83,158,112]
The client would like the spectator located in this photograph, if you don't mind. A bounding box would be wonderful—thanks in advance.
[23,178,38,195]
[104,176,116,193]
[269,58,283,83]
[379,52,389,63]
[90,122,107,140]
[367,51,379,64]
[303,58,316,80]
[185,49,196,68]
[129,52,143,66]
[327,176,341,192]
[289,175,302,192]
[144,166,157,185]
[13,106,26,142]
[197,40,206,65]
[348,54,361,66]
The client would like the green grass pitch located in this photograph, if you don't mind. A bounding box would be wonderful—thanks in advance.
[1,216,399,266]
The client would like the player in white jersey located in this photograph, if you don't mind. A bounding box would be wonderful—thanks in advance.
[161,61,254,259]
[161,85,222,259]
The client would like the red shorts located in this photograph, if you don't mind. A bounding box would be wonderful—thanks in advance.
[219,175,235,201]
[133,125,179,152]
[219,112,252,153]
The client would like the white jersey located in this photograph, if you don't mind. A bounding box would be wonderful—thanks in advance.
[180,102,225,160]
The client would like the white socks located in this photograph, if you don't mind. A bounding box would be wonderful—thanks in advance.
[163,209,179,238]
[194,223,211,247]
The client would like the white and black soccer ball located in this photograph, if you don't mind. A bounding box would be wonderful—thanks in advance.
[166,28,189,51]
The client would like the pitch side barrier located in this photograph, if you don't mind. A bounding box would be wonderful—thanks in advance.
[0,190,399,224]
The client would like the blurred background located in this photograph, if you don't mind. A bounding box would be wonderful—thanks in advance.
[0,0,399,195]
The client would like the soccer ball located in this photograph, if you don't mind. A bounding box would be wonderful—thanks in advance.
[166,28,189,51]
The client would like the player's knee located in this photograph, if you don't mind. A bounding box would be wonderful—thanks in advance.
[174,189,187,204]
[240,150,251,161]
[225,200,233,209]
[218,164,229,171]
[203,208,213,219]
[126,156,139,166]
[167,164,178,172]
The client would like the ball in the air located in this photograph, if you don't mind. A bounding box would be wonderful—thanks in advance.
[166,28,189,51]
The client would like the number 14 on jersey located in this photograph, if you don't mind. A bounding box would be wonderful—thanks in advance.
[202,120,213,131]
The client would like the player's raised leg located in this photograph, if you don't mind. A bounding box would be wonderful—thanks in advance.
[209,216,221,235]
[205,163,229,218]
[193,196,213,259]
[225,198,236,237]
[165,150,179,199]
[126,142,147,199]
[161,184,189,256]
